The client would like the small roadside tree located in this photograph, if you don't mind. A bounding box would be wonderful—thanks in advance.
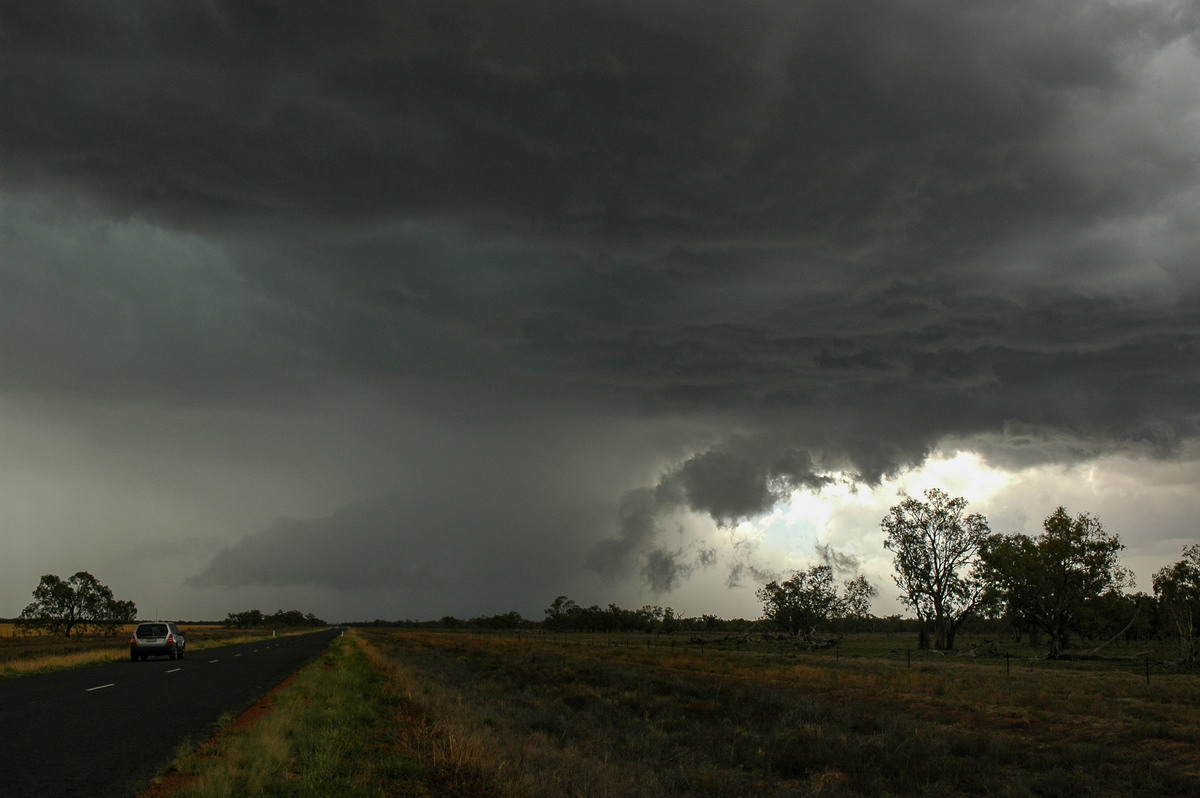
[757,565,876,641]
[979,508,1131,658]
[1153,544,1200,667]
[882,488,990,650]
[16,571,138,637]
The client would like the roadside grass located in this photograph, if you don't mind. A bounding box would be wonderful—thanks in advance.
[149,631,418,797]
[0,624,314,677]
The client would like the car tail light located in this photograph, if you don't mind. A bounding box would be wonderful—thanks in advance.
[130,634,137,644]
[166,634,175,644]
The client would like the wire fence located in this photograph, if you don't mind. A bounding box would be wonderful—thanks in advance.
[442,627,1197,684]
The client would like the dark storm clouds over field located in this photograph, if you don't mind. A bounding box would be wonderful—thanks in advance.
[3,2,1199,620]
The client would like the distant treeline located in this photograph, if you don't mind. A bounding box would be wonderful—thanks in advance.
[342,606,928,637]
[347,610,926,636]
[347,590,1168,644]
[223,608,327,628]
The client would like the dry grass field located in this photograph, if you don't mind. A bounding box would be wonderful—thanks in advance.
[351,630,1200,797]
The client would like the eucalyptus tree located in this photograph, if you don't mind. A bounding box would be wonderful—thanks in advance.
[882,488,990,650]
[757,565,876,640]
[17,571,137,637]
[1153,545,1200,666]
[979,508,1131,658]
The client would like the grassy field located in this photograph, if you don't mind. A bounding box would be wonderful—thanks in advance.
[0,623,296,676]
[152,629,1200,797]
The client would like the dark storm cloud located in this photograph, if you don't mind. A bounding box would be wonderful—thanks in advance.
[186,478,607,616]
[814,543,862,577]
[641,541,719,596]
[3,1,1200,599]
[6,1,1194,240]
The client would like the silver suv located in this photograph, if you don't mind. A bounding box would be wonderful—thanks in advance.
[130,622,186,661]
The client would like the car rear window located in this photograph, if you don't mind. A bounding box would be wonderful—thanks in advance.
[137,624,168,637]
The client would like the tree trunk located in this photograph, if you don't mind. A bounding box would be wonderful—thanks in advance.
[931,612,955,650]
[933,626,946,650]
[1173,609,1195,667]
[1048,629,1069,658]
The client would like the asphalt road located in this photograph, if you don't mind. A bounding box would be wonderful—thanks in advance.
[0,627,342,797]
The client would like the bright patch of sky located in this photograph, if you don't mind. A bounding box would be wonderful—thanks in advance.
[705,448,1200,619]
[726,451,1010,615]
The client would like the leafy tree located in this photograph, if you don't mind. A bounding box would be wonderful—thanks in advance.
[660,606,678,633]
[979,508,1131,658]
[639,604,665,631]
[16,571,137,637]
[1077,589,1147,644]
[757,565,876,639]
[544,595,580,631]
[840,574,877,620]
[1153,545,1200,666]
[224,609,266,628]
[882,488,990,650]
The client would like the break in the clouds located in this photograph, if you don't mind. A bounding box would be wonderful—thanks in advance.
[2,2,1199,620]
[589,441,831,592]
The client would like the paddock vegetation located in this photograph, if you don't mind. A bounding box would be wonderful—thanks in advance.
[157,629,1200,797]
[360,630,1200,796]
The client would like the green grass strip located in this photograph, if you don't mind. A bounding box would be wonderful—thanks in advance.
[162,631,420,797]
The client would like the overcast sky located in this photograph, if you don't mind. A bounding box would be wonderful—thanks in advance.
[3,1,1199,623]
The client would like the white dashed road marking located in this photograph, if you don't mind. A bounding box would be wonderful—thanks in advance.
[86,684,114,692]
